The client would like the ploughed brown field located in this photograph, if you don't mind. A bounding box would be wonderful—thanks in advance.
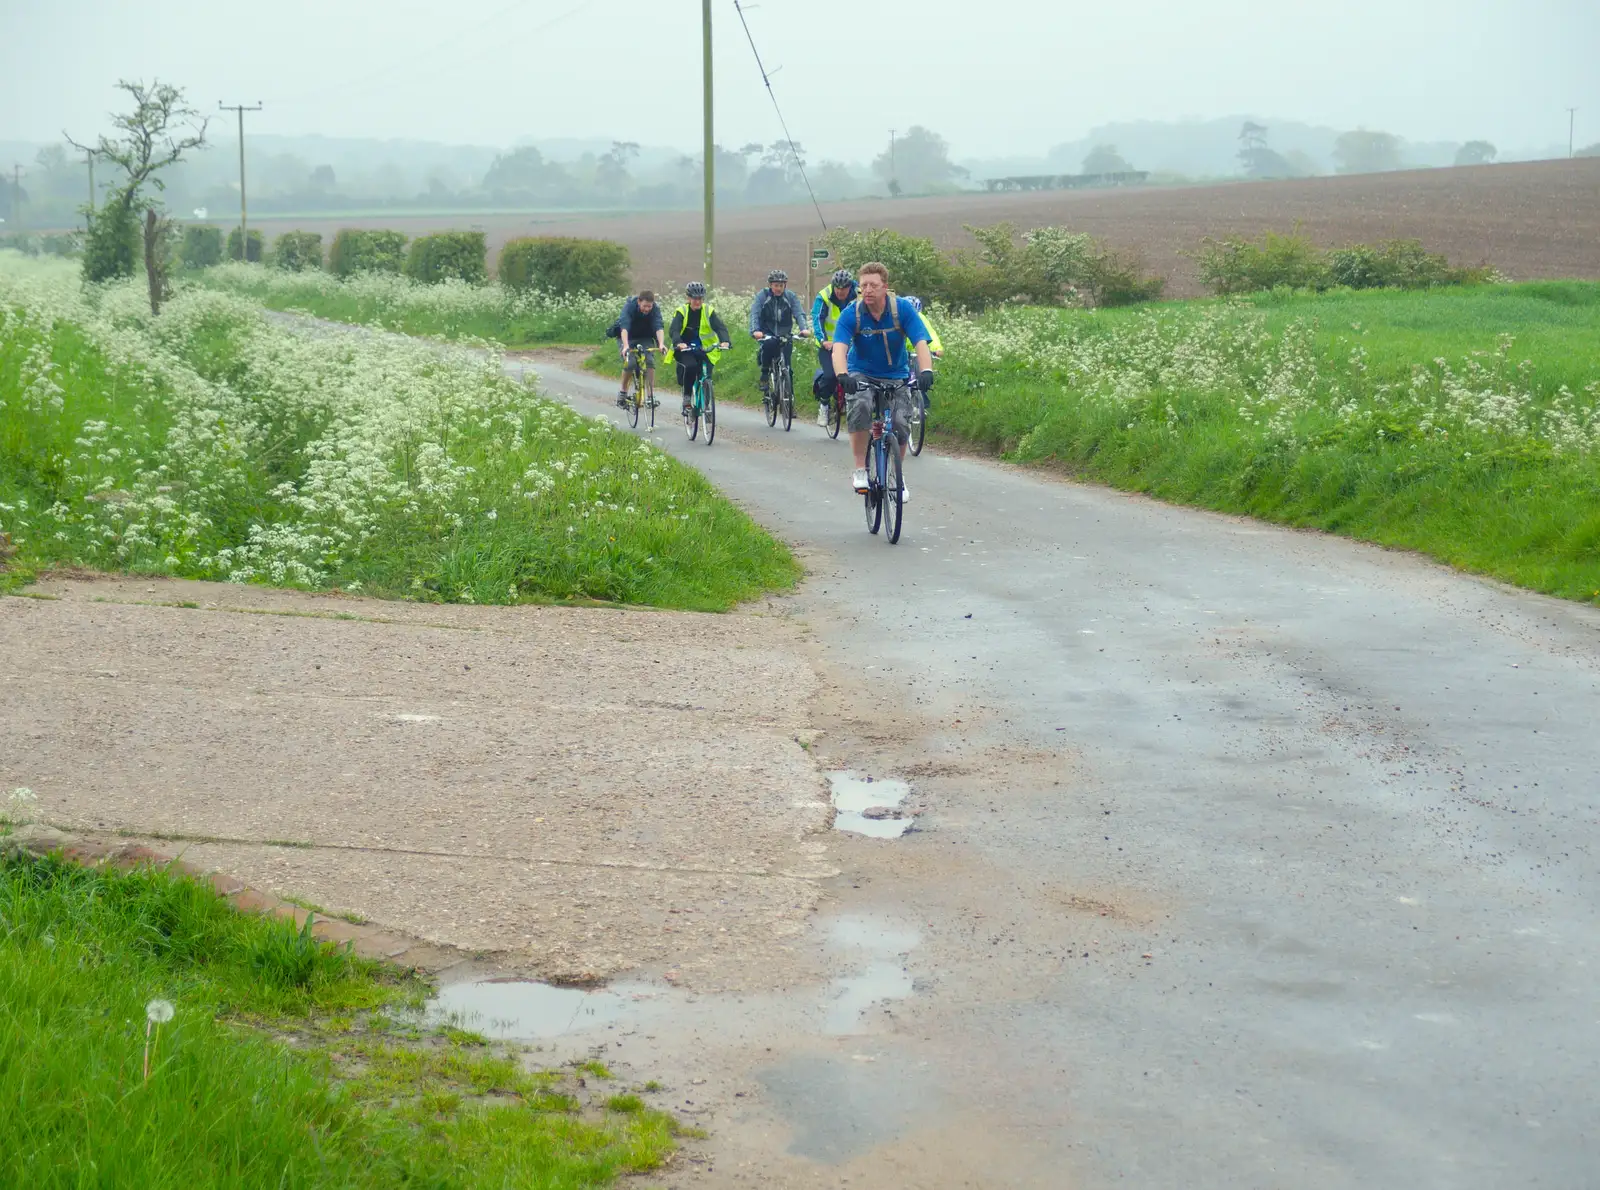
[254,158,1600,298]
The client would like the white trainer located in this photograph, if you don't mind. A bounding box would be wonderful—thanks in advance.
[817,404,829,427]
[852,468,869,493]
[898,486,911,504]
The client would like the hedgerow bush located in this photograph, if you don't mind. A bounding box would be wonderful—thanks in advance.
[180,226,222,269]
[270,230,323,272]
[0,232,80,258]
[822,222,1163,311]
[1324,240,1492,290]
[499,236,629,296]
[328,229,408,277]
[1194,230,1496,295]
[226,227,263,263]
[403,231,486,285]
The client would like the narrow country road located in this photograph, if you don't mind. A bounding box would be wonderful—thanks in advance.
[524,356,1600,1189]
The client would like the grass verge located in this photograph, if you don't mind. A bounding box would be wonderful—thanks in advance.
[0,254,798,609]
[196,262,616,347]
[929,282,1600,603]
[0,849,678,1188]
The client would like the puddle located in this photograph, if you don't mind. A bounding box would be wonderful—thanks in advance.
[424,916,921,1044]
[828,771,913,838]
[426,977,664,1040]
[823,915,920,1035]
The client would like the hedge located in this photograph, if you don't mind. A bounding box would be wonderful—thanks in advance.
[498,236,630,297]
[328,229,408,277]
[226,227,263,263]
[271,230,323,272]
[403,231,487,285]
[180,226,223,269]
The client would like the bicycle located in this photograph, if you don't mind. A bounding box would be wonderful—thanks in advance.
[902,357,938,456]
[680,346,718,445]
[855,376,908,544]
[761,334,798,432]
[617,345,659,430]
[906,384,929,456]
[822,371,846,439]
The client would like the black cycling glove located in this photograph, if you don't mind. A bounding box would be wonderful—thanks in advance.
[916,369,936,392]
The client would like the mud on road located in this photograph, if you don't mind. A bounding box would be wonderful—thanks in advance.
[1,575,838,992]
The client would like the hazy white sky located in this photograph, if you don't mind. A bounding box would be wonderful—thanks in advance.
[4,0,1597,158]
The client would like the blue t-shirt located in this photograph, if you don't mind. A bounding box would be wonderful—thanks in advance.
[832,296,931,379]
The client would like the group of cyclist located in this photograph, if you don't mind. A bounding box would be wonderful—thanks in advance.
[611,261,940,501]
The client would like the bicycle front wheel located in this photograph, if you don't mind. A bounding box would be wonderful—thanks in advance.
[645,372,655,430]
[623,383,640,428]
[827,391,843,440]
[703,376,717,445]
[763,365,778,426]
[779,365,794,431]
[863,444,883,535]
[685,382,701,441]
[885,444,905,543]
[908,393,927,456]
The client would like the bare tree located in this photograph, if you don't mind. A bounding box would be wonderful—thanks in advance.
[68,79,208,311]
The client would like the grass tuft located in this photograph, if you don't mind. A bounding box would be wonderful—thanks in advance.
[0,850,677,1187]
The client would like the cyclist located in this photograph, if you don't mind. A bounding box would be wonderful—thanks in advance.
[749,269,810,401]
[811,267,857,427]
[830,262,934,501]
[614,290,665,408]
[667,282,731,416]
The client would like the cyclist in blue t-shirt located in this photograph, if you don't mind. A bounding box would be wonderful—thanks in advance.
[829,262,934,502]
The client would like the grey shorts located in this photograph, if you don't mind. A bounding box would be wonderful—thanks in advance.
[846,381,913,440]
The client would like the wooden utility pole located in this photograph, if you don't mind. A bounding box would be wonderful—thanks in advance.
[1569,108,1579,159]
[85,149,97,228]
[702,0,714,287]
[219,101,263,260]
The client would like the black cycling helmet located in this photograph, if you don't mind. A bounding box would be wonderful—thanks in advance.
[685,281,707,298]
[767,269,788,284]
[831,268,853,287]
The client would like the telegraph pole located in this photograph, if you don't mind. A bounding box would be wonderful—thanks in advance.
[1568,108,1579,158]
[219,101,263,260]
[84,149,97,229]
[889,129,897,194]
[702,0,714,287]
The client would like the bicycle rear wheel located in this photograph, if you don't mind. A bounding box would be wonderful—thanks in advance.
[908,393,927,456]
[885,445,904,543]
[703,376,717,445]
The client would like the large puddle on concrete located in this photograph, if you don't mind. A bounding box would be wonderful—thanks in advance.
[828,771,914,838]
[427,978,667,1040]
[425,915,921,1044]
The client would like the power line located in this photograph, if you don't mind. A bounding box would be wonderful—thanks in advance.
[731,0,826,231]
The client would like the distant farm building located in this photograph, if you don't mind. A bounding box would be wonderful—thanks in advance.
[981,171,1150,193]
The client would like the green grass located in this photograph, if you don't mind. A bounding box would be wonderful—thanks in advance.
[0,260,799,610]
[0,850,678,1188]
[931,282,1600,603]
[196,263,615,347]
